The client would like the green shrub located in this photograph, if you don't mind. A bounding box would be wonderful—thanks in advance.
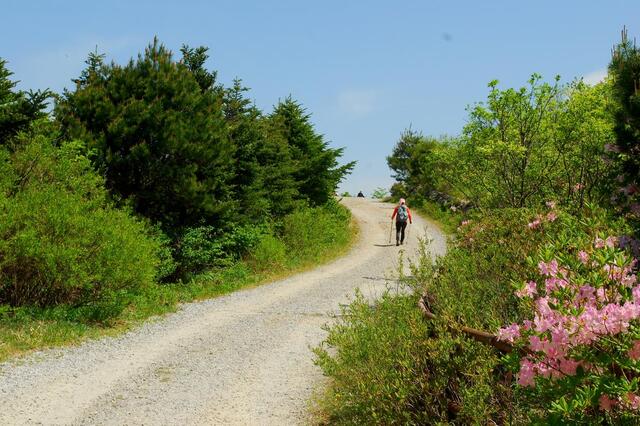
[0,137,161,320]
[282,201,351,262]
[248,234,287,272]
[314,291,515,425]
[174,223,268,278]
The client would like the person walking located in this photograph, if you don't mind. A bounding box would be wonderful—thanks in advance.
[391,198,412,246]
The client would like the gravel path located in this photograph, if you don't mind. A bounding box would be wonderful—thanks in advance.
[0,198,446,425]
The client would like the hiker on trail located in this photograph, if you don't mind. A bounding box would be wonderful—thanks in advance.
[391,198,412,246]
[357,190,365,198]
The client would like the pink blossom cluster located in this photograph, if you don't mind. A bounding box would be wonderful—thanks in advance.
[498,235,640,411]
[527,202,558,229]
[599,393,640,412]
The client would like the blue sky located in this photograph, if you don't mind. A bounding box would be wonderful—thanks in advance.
[2,1,638,196]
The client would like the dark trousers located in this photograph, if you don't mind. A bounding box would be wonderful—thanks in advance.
[395,220,407,243]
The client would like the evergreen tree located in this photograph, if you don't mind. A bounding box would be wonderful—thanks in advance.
[223,79,270,219]
[179,44,221,95]
[56,39,234,232]
[610,27,640,225]
[0,58,50,144]
[223,80,300,217]
[269,97,354,205]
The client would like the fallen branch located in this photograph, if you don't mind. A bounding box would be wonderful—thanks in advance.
[418,293,514,353]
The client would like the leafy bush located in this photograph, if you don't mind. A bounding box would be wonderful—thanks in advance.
[496,212,638,423]
[387,77,617,212]
[372,187,389,199]
[314,291,515,425]
[281,201,351,262]
[0,136,161,320]
[174,223,268,278]
[248,234,287,272]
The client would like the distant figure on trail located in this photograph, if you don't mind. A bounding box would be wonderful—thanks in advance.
[357,191,365,198]
[391,198,412,246]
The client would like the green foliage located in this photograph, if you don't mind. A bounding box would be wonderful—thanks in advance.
[281,200,351,262]
[609,28,640,230]
[0,134,160,320]
[248,234,287,271]
[55,39,234,231]
[371,186,389,199]
[388,76,617,211]
[314,291,515,425]
[174,223,268,278]
[460,74,563,208]
[0,58,50,144]
[270,97,355,206]
[387,129,453,200]
[223,79,299,218]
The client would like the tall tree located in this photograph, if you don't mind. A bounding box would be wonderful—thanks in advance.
[609,27,640,226]
[56,39,234,232]
[223,79,270,219]
[0,58,50,144]
[270,97,354,205]
[461,75,562,208]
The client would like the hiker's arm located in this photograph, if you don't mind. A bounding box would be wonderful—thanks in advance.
[391,207,397,220]
[408,208,413,224]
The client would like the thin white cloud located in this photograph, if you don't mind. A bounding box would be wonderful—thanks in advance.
[337,89,377,117]
[582,69,608,86]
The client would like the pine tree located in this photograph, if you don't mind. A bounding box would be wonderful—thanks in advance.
[610,27,640,225]
[269,97,354,205]
[223,79,270,219]
[0,58,50,144]
[56,39,234,232]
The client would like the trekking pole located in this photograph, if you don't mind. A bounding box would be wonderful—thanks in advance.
[388,220,394,244]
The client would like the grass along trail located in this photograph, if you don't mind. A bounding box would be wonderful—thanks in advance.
[0,198,445,425]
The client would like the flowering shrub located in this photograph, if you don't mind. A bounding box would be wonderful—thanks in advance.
[499,224,640,422]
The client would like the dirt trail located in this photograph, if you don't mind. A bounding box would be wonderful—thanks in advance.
[0,198,446,425]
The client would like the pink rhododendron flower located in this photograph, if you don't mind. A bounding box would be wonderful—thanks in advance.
[497,323,520,343]
[622,274,638,287]
[516,281,537,298]
[578,251,589,265]
[599,394,615,411]
[559,358,579,376]
[504,235,640,413]
[528,219,541,229]
[538,260,559,277]
[628,341,640,360]
[461,220,471,226]
[518,359,536,387]
[546,212,557,222]
[546,201,556,209]
[627,393,640,410]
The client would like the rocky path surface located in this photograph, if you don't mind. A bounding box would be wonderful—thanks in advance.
[0,198,446,425]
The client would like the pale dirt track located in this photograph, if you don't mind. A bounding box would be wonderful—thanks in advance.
[0,198,446,425]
